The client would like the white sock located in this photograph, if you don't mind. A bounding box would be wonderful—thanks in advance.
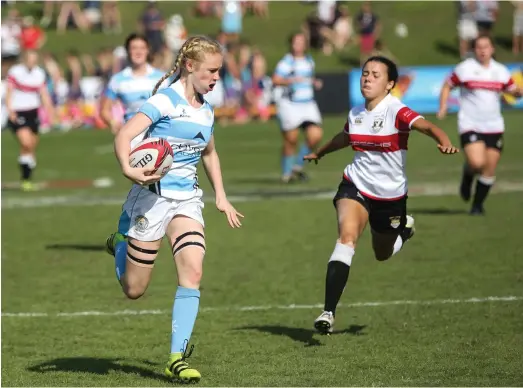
[18,154,36,168]
[392,235,403,256]
[329,241,355,266]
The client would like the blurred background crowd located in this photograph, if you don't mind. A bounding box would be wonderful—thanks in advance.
[1,0,521,131]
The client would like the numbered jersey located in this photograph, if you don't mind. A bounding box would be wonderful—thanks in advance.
[343,94,423,200]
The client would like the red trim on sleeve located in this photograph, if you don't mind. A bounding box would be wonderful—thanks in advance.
[395,107,420,131]
[448,72,461,87]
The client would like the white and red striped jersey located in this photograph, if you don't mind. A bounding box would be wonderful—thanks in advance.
[343,94,423,200]
[447,58,515,134]
[6,64,46,111]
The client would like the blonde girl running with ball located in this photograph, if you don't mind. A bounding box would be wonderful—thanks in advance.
[105,36,243,383]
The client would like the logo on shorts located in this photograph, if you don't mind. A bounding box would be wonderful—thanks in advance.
[371,117,384,133]
[134,215,149,233]
[469,134,478,143]
[496,138,503,149]
[389,216,401,229]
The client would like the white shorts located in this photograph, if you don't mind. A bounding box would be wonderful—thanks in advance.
[276,99,322,132]
[457,19,478,40]
[118,185,204,242]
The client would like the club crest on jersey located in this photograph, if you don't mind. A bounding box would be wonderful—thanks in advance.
[355,116,363,125]
[371,117,384,133]
[389,216,401,229]
[134,215,149,232]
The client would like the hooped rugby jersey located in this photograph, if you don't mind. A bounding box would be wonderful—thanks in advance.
[274,53,316,103]
[6,64,46,111]
[447,58,515,134]
[105,64,166,122]
[343,94,422,200]
[138,80,214,201]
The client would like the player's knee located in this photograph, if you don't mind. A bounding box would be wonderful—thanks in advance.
[177,257,204,288]
[284,139,298,150]
[186,266,203,287]
[20,144,32,154]
[123,283,147,300]
[468,159,485,172]
[307,126,323,145]
[338,234,356,248]
[373,249,392,261]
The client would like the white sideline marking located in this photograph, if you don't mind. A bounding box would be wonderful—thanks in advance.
[3,181,523,210]
[2,296,521,318]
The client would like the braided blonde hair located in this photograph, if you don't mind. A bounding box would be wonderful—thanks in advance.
[152,35,222,95]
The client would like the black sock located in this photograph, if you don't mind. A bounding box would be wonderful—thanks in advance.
[460,164,475,198]
[472,177,494,209]
[19,163,32,181]
[324,261,350,315]
[462,164,475,187]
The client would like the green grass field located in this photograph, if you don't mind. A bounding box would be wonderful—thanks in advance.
[10,1,521,72]
[2,112,523,386]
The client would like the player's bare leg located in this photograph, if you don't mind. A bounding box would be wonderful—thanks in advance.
[371,215,415,261]
[16,127,38,191]
[165,215,205,383]
[281,128,299,183]
[461,141,486,202]
[315,198,368,334]
[470,148,500,215]
[111,236,161,299]
[293,123,323,182]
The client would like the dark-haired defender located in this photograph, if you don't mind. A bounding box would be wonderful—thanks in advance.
[438,35,522,215]
[304,56,459,334]
[101,33,167,135]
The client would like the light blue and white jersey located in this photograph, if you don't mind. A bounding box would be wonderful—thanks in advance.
[105,64,167,122]
[274,53,316,103]
[138,80,215,201]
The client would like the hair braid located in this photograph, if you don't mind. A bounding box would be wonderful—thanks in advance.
[152,36,222,95]
[152,48,184,95]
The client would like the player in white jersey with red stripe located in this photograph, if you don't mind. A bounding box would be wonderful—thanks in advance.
[303,56,459,334]
[5,50,55,191]
[439,35,522,215]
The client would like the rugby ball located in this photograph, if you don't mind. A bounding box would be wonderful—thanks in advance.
[129,137,174,177]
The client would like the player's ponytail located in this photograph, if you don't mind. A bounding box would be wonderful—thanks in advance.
[152,36,222,96]
[152,51,183,95]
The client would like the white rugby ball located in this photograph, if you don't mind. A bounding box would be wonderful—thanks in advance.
[129,137,174,177]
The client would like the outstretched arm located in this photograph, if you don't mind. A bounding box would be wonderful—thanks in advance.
[411,117,459,154]
[317,130,351,159]
[304,121,351,164]
[504,78,523,98]
[202,135,243,228]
